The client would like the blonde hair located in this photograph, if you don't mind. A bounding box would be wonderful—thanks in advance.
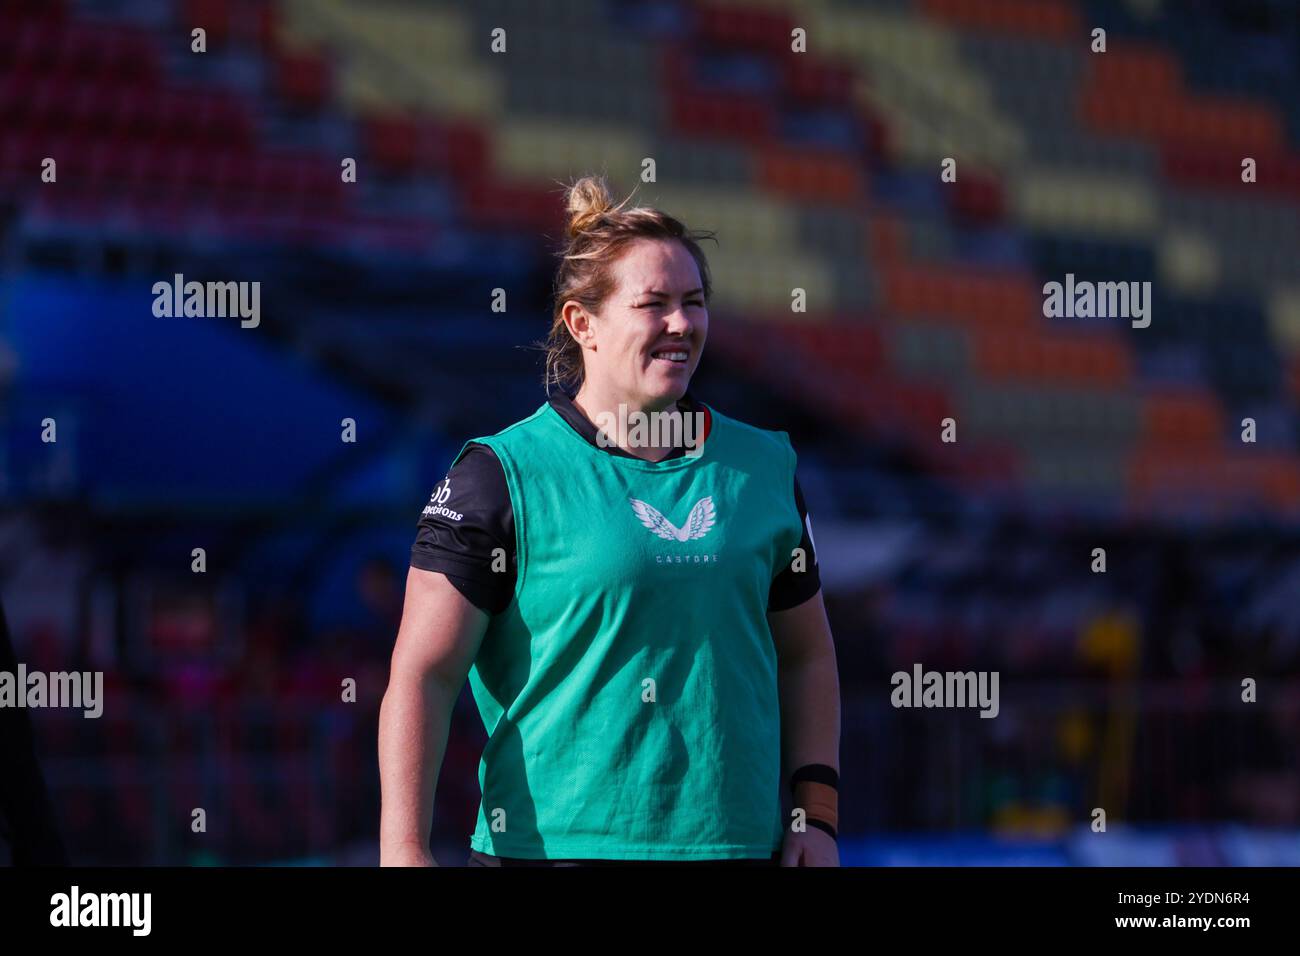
[543,175,716,392]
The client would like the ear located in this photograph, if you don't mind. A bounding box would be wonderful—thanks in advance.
[561,300,597,351]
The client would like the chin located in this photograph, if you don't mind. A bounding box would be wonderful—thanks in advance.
[642,377,689,409]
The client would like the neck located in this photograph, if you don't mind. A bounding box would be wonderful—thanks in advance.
[572,381,683,462]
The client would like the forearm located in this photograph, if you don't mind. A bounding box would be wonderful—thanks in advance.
[377,670,456,859]
[777,643,841,785]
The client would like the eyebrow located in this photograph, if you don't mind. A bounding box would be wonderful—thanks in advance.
[638,288,705,298]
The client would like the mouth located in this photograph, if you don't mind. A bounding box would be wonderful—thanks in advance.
[649,346,691,365]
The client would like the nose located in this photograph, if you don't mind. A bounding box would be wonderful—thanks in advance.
[663,302,693,337]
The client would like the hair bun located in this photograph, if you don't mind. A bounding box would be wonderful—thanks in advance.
[565,175,615,238]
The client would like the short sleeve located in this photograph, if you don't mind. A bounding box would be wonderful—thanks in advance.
[767,474,821,612]
[410,442,518,615]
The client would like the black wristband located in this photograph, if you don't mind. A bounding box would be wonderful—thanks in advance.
[806,818,838,842]
[789,763,838,795]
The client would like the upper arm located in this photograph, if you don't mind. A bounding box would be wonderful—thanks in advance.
[768,473,821,612]
[389,565,490,693]
[409,443,517,616]
[768,588,835,665]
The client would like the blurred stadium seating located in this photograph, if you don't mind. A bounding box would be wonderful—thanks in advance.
[1,0,1298,864]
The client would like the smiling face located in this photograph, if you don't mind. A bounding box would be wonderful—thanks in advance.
[563,238,708,412]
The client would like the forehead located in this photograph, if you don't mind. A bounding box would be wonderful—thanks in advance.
[610,239,701,293]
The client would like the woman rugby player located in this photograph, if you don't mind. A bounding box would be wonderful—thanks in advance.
[379,176,841,866]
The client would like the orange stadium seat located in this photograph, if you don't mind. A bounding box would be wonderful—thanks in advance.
[920,0,1080,40]
[757,148,865,203]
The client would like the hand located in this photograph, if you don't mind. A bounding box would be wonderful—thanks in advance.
[780,827,840,867]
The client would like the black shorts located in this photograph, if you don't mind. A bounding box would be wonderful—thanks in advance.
[467,849,781,867]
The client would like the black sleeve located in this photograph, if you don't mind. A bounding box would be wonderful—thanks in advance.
[410,443,518,616]
[767,475,822,612]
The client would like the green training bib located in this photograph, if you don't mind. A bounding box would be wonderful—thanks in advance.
[463,401,804,859]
